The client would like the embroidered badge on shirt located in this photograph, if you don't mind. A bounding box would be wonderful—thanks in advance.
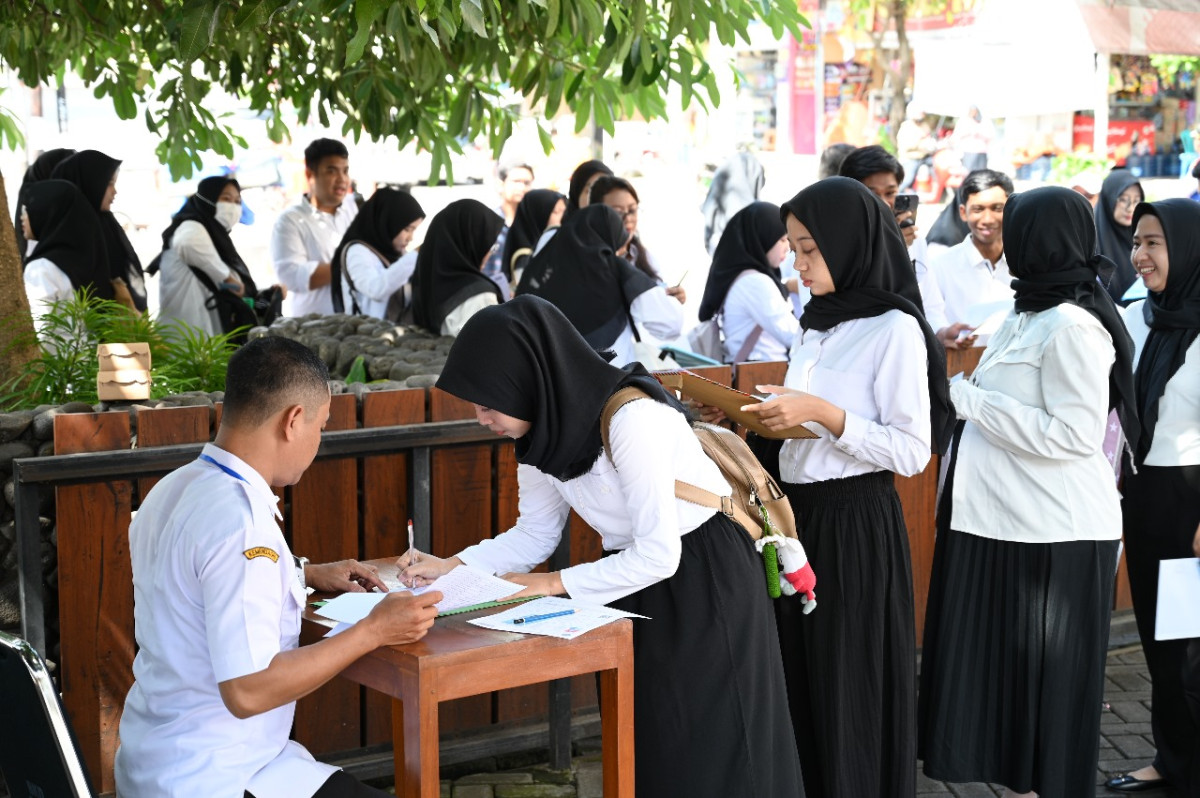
[243,546,280,563]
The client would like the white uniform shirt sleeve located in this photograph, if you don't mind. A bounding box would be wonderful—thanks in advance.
[629,286,684,341]
[269,211,320,293]
[345,243,415,302]
[950,322,1113,460]
[173,221,236,284]
[441,292,500,337]
[24,258,75,338]
[458,464,572,575]
[912,239,950,331]
[723,272,799,360]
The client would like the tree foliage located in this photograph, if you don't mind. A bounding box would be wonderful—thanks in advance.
[0,0,807,180]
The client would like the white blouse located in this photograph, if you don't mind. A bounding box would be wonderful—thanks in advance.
[340,243,416,320]
[441,292,500,337]
[721,271,799,363]
[778,309,933,484]
[457,398,729,606]
[607,286,685,367]
[1124,300,1200,467]
[948,303,1121,543]
[23,257,74,338]
[158,221,239,337]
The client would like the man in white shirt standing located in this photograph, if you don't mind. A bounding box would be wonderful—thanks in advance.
[115,336,441,798]
[270,139,359,316]
[930,169,1015,343]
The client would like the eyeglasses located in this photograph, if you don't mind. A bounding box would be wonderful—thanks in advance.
[1116,196,1140,208]
[609,205,638,220]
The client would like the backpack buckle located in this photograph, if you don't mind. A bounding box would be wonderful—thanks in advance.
[720,495,736,517]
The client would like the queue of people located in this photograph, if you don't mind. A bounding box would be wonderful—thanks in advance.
[13,134,1200,798]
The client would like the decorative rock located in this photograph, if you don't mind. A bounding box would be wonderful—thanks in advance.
[0,411,34,443]
[31,409,58,441]
[316,338,341,369]
[36,441,54,457]
[328,381,347,395]
[365,380,409,392]
[367,356,397,381]
[247,326,270,340]
[403,350,437,364]
[388,361,425,382]
[0,442,36,471]
[405,374,439,389]
[58,401,98,414]
[493,785,575,798]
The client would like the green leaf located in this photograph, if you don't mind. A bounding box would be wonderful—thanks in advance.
[347,0,390,65]
[460,0,487,37]
[346,356,368,384]
[179,0,220,62]
[536,122,551,152]
[417,14,439,46]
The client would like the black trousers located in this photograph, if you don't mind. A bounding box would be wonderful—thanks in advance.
[246,768,390,798]
[1123,464,1200,796]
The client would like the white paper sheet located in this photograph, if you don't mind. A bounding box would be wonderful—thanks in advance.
[314,565,523,628]
[467,596,646,640]
[1156,558,1200,641]
[963,299,1013,348]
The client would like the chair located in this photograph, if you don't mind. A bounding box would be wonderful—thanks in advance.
[0,631,94,798]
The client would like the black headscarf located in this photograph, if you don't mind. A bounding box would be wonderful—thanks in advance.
[51,150,147,312]
[565,160,613,219]
[15,148,76,263]
[1094,169,1142,303]
[698,201,787,322]
[1004,186,1139,457]
[1130,199,1200,465]
[330,188,424,313]
[436,295,686,481]
[23,179,111,300]
[501,189,565,282]
[781,177,954,454]
[412,198,504,334]
[151,176,256,290]
[516,204,658,352]
[926,197,970,248]
[701,150,766,251]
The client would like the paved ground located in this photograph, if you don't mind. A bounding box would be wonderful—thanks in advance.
[381,634,1170,798]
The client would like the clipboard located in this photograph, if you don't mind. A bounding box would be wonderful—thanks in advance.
[437,595,538,617]
[655,370,818,439]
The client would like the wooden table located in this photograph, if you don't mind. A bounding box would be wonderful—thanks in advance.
[301,563,635,798]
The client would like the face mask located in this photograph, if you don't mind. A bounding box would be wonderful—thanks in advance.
[214,201,241,231]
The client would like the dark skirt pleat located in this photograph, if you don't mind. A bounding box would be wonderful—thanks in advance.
[918,430,1119,796]
[1123,464,1200,793]
[609,513,805,797]
[778,470,917,798]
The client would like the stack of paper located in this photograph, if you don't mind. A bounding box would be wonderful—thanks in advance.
[468,596,646,640]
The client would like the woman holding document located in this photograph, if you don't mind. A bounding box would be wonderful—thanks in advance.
[401,295,805,798]
[735,177,953,798]
[1104,198,1200,795]
[918,187,1138,798]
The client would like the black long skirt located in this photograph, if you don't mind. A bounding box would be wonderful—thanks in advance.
[1123,464,1200,795]
[918,432,1119,796]
[609,513,805,797]
[777,470,917,798]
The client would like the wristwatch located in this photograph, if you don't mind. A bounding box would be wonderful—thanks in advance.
[293,555,310,590]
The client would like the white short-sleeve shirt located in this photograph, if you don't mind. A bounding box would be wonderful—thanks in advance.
[115,444,336,798]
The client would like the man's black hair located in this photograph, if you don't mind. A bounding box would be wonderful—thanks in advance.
[958,169,1014,205]
[304,138,349,173]
[839,145,905,184]
[223,337,330,427]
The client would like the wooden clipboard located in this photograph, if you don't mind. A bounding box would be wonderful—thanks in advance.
[655,370,818,439]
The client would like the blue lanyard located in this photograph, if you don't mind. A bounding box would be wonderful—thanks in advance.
[199,453,248,484]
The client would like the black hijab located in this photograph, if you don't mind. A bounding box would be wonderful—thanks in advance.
[565,160,613,219]
[152,176,255,290]
[16,148,76,263]
[516,204,658,352]
[330,188,424,313]
[1005,186,1139,457]
[926,197,970,248]
[698,201,787,321]
[501,189,564,282]
[24,179,111,300]
[412,199,504,334]
[781,177,954,454]
[1130,199,1200,465]
[1094,169,1142,302]
[437,295,686,481]
[51,149,147,311]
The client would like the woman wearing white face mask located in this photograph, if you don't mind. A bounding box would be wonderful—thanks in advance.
[154,176,269,336]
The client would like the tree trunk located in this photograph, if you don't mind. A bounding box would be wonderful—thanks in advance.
[0,171,39,385]
[889,0,912,137]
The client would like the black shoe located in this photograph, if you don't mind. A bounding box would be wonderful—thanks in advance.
[1104,772,1168,792]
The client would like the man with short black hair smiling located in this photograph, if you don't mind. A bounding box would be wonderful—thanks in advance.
[271,138,359,316]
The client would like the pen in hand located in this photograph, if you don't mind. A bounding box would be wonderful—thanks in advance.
[511,609,575,625]
[407,519,417,589]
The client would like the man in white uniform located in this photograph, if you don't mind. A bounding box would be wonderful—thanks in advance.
[114,337,441,798]
[270,138,359,316]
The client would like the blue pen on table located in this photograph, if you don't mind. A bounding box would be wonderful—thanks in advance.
[511,609,575,625]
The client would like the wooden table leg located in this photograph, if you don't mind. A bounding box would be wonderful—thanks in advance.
[392,689,441,798]
[599,650,635,797]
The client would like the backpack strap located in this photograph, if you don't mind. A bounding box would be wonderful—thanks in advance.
[340,240,389,317]
[599,387,746,526]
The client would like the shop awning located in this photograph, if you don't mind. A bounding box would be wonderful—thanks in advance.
[1075,0,1200,56]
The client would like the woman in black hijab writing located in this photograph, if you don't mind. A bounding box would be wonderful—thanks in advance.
[400,295,806,797]
[52,149,147,312]
[737,177,952,798]
[1105,199,1200,795]
[920,186,1137,798]
[411,198,504,336]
